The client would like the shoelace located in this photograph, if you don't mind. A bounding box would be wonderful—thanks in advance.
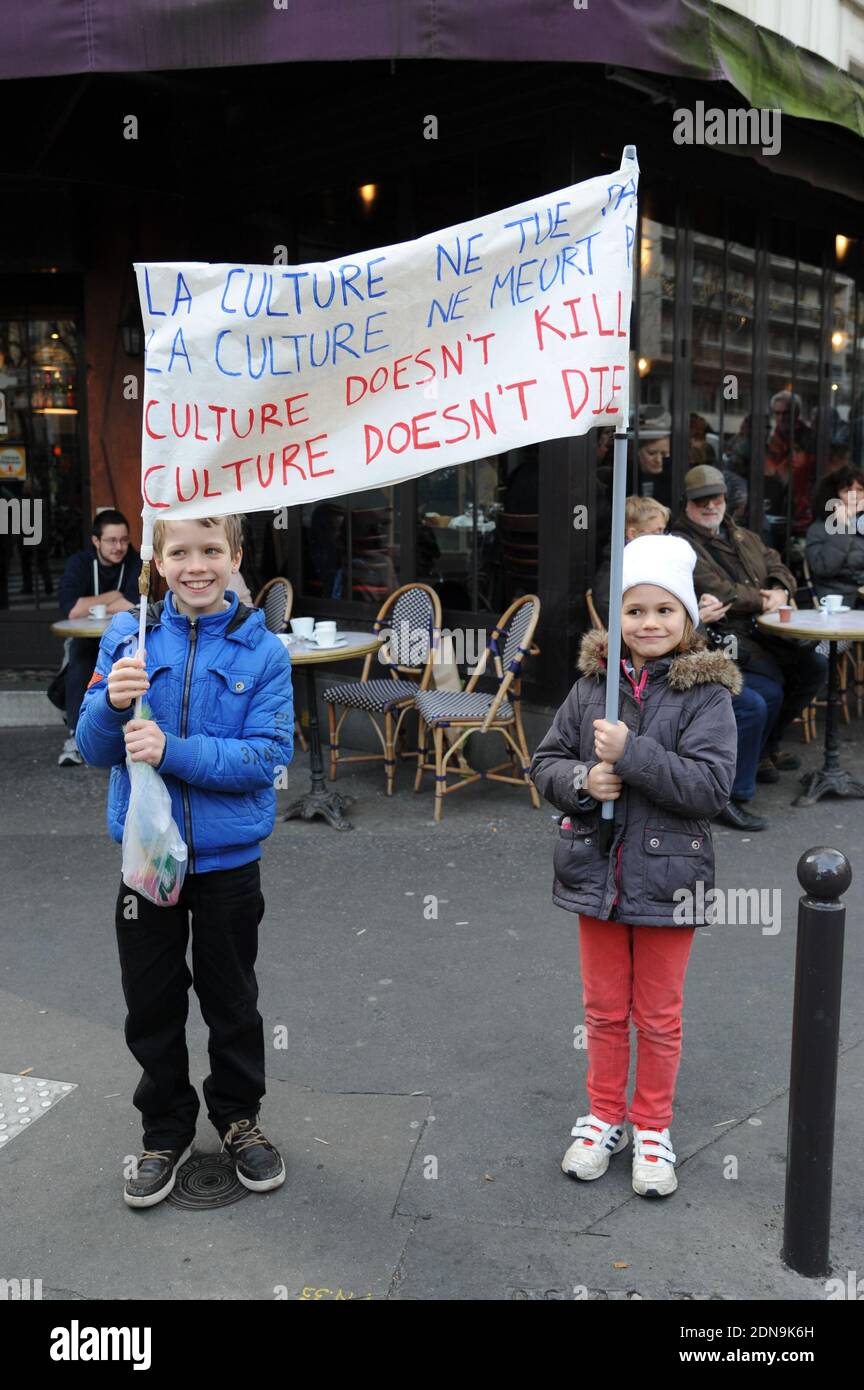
[140,1149,176,1161]
[221,1121,268,1155]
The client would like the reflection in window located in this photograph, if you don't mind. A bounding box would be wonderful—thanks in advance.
[763,248,821,543]
[830,269,858,472]
[638,216,674,423]
[0,315,81,610]
[417,456,503,612]
[637,216,674,510]
[300,488,400,604]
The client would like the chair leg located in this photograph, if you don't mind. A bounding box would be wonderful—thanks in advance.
[414,716,428,792]
[839,653,850,725]
[295,719,308,754]
[327,702,338,779]
[434,725,445,821]
[512,703,540,808]
[384,710,395,796]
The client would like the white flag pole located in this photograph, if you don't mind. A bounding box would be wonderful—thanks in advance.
[601,144,638,833]
[134,515,154,720]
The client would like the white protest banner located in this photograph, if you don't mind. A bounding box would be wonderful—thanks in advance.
[134,158,637,521]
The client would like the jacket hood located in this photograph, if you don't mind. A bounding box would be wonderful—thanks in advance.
[577,628,742,695]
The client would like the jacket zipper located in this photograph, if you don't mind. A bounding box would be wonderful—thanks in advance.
[179,618,198,873]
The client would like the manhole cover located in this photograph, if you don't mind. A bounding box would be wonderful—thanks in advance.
[167,1153,249,1210]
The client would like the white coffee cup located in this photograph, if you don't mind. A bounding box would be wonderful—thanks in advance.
[89,604,108,619]
[290,617,316,639]
[819,594,843,613]
[313,622,338,647]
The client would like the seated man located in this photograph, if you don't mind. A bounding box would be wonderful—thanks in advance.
[56,510,141,766]
[673,466,827,830]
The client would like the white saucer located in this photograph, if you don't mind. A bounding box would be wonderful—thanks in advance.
[311,636,348,648]
[822,605,851,614]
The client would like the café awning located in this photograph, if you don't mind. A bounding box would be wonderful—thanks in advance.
[3,0,863,140]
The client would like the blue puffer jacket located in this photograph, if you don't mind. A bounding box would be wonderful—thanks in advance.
[76,589,294,874]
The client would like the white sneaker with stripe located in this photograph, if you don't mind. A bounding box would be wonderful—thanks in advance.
[632,1126,678,1197]
[562,1112,628,1181]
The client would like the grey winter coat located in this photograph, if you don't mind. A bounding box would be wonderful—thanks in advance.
[529,631,741,926]
[805,520,864,607]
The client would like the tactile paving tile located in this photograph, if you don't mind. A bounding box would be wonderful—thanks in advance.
[0,1073,77,1148]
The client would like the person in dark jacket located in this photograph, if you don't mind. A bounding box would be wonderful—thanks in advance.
[672,465,826,816]
[56,509,142,766]
[592,493,770,832]
[530,535,739,1200]
[76,512,294,1209]
[806,464,864,607]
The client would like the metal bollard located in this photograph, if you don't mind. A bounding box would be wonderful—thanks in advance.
[781,847,851,1277]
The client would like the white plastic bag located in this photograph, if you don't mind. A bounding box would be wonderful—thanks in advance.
[121,757,188,907]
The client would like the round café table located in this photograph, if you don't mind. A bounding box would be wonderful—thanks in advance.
[279,630,383,831]
[757,609,864,807]
[50,617,111,639]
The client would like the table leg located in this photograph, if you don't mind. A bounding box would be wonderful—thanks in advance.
[283,665,356,830]
[794,640,864,807]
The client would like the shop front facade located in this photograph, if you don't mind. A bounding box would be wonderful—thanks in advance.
[1,57,862,705]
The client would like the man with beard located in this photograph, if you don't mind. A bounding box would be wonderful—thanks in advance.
[673,466,826,830]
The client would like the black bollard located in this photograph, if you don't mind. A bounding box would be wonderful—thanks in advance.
[781,847,851,1277]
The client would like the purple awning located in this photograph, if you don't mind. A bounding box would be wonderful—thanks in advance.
[3,1,862,140]
[2,1,709,78]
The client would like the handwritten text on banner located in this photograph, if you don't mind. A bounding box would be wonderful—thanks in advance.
[134,162,637,519]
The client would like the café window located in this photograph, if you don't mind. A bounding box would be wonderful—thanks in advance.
[417,454,519,614]
[300,487,402,604]
[297,450,540,618]
[0,314,83,610]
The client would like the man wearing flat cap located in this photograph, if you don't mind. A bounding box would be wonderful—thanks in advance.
[673,466,826,831]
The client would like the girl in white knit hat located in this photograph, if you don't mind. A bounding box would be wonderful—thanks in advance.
[531,535,740,1197]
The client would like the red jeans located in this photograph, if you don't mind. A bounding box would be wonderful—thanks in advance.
[577,914,696,1130]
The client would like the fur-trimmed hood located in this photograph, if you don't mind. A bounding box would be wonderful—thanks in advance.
[577,628,742,695]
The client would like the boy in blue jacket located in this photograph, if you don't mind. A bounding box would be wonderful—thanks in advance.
[77,513,294,1208]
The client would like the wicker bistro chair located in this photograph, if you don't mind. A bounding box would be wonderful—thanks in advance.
[585,588,603,631]
[253,576,307,752]
[254,577,294,634]
[322,583,442,795]
[413,594,541,821]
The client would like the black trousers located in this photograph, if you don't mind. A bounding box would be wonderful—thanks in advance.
[115,860,266,1149]
[67,637,100,734]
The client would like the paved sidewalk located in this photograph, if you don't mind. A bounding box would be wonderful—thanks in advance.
[1,724,862,1301]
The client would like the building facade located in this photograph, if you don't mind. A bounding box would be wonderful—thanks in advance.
[1,31,863,704]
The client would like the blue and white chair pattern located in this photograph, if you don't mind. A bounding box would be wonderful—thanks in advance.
[323,583,442,795]
[413,594,541,820]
